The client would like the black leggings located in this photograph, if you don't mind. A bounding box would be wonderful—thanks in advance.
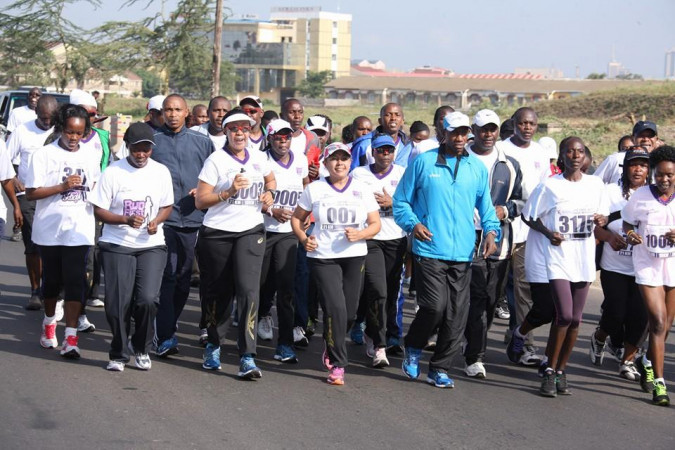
[550,279,590,328]
[599,269,648,347]
[39,245,89,303]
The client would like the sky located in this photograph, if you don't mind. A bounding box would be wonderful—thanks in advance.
[51,0,675,78]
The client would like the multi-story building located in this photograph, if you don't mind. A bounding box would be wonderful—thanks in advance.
[222,6,351,95]
[666,48,675,79]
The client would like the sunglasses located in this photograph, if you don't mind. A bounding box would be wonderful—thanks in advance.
[242,107,261,115]
[374,147,394,155]
[271,133,292,142]
[226,125,251,134]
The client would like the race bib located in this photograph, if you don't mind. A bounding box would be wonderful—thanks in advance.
[273,188,302,211]
[643,224,675,258]
[59,164,89,203]
[555,207,594,240]
[229,181,263,206]
[319,201,359,231]
[617,233,633,257]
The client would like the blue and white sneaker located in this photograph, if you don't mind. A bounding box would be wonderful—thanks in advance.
[402,347,422,379]
[202,343,221,370]
[155,335,179,358]
[274,345,298,363]
[350,321,365,345]
[238,354,262,379]
[427,369,454,388]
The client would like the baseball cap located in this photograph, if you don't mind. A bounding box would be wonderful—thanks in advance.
[372,134,396,149]
[538,136,558,160]
[443,112,471,132]
[623,146,650,162]
[473,109,500,128]
[307,116,330,133]
[147,95,166,111]
[239,95,263,109]
[124,122,155,146]
[632,121,657,136]
[323,142,351,159]
[222,111,256,127]
[266,119,293,136]
[69,89,97,108]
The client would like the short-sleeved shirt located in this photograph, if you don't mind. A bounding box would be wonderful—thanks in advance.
[351,164,406,241]
[523,173,609,282]
[25,142,101,246]
[264,150,308,233]
[599,183,634,276]
[199,148,272,232]
[7,105,36,134]
[297,176,379,259]
[88,158,173,248]
[622,185,675,287]
[7,120,54,186]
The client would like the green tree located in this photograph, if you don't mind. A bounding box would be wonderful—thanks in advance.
[297,71,333,98]
[586,72,607,79]
[0,24,55,87]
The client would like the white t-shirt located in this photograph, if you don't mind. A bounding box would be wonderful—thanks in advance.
[502,137,550,244]
[0,140,15,222]
[594,152,625,185]
[599,183,634,276]
[79,131,105,171]
[290,131,307,156]
[25,142,101,246]
[88,158,174,248]
[199,148,272,232]
[408,137,439,164]
[351,164,406,241]
[247,132,266,152]
[7,105,36,134]
[297,176,379,259]
[191,123,227,151]
[523,174,609,282]
[264,150,308,233]
[622,185,675,287]
[7,120,54,186]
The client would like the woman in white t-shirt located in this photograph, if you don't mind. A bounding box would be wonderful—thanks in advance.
[622,145,675,407]
[25,104,101,359]
[522,136,609,398]
[590,148,650,381]
[194,109,276,379]
[88,122,174,372]
[291,142,381,386]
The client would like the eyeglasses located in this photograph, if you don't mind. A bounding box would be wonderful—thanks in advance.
[271,133,292,142]
[374,147,394,155]
[226,125,251,134]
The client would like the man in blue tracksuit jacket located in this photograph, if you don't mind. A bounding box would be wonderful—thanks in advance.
[393,111,501,388]
[350,102,413,170]
[150,94,215,357]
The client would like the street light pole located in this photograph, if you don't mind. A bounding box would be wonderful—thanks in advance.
[211,0,224,97]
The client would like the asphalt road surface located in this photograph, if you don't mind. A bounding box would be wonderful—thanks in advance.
[0,229,673,449]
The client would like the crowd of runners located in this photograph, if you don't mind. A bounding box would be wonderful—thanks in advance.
[0,88,673,406]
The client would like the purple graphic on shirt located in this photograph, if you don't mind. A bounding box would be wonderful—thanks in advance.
[122,196,154,225]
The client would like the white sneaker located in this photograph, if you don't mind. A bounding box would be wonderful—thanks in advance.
[86,298,104,307]
[292,326,308,347]
[106,360,125,372]
[373,348,390,368]
[77,315,95,333]
[465,361,487,378]
[257,315,274,341]
[40,322,58,348]
[619,361,640,381]
[134,353,152,370]
[60,335,80,358]
[54,300,64,322]
[519,345,542,366]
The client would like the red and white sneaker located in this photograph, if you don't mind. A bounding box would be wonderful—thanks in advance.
[40,323,58,349]
[322,343,333,371]
[327,367,345,385]
[60,335,80,359]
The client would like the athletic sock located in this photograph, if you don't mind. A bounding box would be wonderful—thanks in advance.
[654,378,665,385]
[642,354,652,368]
[65,327,77,338]
[43,315,56,325]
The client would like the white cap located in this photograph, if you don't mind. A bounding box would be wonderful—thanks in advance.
[239,95,263,109]
[473,109,500,128]
[539,136,558,160]
[222,112,256,128]
[306,115,330,133]
[443,111,471,132]
[69,89,97,108]
[323,142,351,159]
[266,119,293,136]
[147,95,166,111]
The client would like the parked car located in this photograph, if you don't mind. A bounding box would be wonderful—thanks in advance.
[0,89,70,137]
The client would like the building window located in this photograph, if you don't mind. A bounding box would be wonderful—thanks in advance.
[333,21,337,28]
[332,55,336,61]
[332,38,337,44]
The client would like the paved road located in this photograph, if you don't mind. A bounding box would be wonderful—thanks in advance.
[0,229,673,449]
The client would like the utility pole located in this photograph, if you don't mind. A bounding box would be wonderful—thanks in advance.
[211,0,224,97]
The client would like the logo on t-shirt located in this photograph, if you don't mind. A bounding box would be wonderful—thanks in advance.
[60,166,89,203]
[123,196,153,225]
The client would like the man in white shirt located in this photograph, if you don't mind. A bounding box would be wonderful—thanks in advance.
[190,96,231,151]
[6,87,41,136]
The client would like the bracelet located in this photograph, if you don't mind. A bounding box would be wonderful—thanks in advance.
[217,190,226,202]
[626,229,637,237]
